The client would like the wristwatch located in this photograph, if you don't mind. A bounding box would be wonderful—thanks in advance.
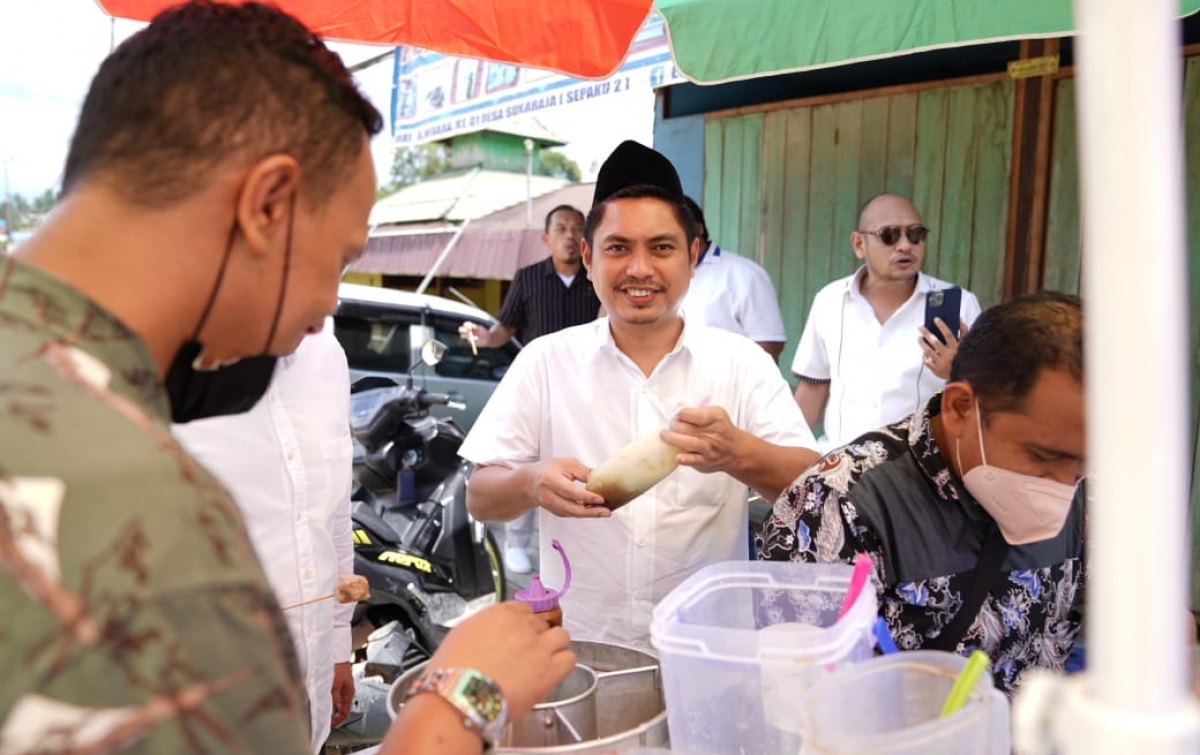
[406,667,508,746]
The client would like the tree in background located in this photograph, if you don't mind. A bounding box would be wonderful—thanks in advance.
[379,143,581,199]
[537,149,581,182]
[383,143,449,196]
[1,189,57,232]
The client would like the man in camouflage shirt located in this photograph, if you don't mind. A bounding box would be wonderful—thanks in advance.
[758,292,1086,694]
[0,3,381,752]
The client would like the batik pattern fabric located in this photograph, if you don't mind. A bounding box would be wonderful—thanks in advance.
[0,258,311,755]
[756,395,1085,695]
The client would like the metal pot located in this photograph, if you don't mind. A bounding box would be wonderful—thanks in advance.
[388,640,669,754]
[503,664,598,747]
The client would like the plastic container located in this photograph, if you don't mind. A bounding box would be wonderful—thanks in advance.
[649,561,878,755]
[798,650,1011,755]
[515,539,571,627]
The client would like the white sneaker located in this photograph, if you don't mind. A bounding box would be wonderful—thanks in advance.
[504,545,532,574]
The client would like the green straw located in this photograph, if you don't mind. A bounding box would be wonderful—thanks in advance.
[940,650,990,718]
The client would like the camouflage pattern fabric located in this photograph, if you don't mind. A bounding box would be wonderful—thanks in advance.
[0,258,311,755]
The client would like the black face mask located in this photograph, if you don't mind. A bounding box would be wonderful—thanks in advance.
[166,198,294,424]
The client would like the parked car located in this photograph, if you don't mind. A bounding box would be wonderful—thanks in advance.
[333,283,521,431]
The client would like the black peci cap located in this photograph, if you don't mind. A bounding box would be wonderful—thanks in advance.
[592,140,684,207]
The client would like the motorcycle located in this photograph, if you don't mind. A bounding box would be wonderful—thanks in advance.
[327,340,506,749]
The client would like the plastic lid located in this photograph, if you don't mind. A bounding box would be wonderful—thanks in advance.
[515,539,571,613]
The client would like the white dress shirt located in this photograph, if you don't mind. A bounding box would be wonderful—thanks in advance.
[172,328,354,752]
[790,268,982,449]
[681,242,788,343]
[459,318,816,647]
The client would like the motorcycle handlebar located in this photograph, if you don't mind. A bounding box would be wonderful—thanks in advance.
[354,389,466,452]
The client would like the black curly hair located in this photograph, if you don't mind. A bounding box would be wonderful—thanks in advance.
[950,291,1084,418]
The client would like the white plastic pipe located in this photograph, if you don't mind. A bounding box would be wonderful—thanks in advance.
[1037,0,1200,752]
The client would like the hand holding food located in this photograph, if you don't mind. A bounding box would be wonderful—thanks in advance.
[429,601,576,719]
[660,404,743,474]
[584,427,682,511]
[528,458,609,519]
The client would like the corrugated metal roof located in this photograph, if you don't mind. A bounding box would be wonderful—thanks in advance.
[369,168,570,227]
[354,183,596,280]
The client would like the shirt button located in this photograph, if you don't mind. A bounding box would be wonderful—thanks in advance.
[637,539,646,547]
[633,590,643,600]
[303,568,315,579]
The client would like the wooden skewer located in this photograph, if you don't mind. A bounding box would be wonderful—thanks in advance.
[466,329,479,355]
[281,592,336,611]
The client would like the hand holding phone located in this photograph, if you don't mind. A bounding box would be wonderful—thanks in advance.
[923,287,962,346]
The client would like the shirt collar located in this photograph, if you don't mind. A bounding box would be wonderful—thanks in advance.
[845,267,937,302]
[697,241,720,267]
[0,257,173,424]
[904,393,990,522]
[594,312,693,366]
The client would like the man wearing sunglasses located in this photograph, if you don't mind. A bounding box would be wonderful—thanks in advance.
[791,193,981,451]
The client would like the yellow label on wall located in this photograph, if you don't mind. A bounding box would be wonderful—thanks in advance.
[1008,55,1060,80]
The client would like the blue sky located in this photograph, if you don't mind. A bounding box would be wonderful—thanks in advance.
[0,0,653,199]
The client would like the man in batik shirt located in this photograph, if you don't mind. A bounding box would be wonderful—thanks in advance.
[758,292,1086,694]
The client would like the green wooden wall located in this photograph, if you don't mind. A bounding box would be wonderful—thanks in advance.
[703,78,1016,377]
[703,61,1200,607]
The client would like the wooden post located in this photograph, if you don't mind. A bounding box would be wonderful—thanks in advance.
[1003,39,1061,298]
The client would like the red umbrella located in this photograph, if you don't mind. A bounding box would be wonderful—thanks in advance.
[92,0,654,79]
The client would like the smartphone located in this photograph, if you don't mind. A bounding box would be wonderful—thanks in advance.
[924,287,962,345]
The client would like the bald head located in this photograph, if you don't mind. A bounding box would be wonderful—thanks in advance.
[857,193,921,229]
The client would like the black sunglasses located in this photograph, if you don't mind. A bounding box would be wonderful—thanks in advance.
[858,224,929,246]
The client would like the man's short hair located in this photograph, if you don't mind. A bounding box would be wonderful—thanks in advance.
[62,0,383,208]
[681,196,710,245]
[951,291,1084,416]
[583,186,697,249]
[544,204,584,233]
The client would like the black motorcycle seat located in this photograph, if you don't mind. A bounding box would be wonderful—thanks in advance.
[352,501,404,544]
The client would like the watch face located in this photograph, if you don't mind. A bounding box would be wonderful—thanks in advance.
[460,674,504,722]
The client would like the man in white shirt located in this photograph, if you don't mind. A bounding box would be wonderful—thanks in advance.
[460,141,820,647]
[173,326,355,753]
[791,193,982,451]
[680,196,787,362]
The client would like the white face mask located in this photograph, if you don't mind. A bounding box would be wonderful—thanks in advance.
[955,401,1079,545]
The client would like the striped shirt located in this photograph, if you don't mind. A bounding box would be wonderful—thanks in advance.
[498,256,600,342]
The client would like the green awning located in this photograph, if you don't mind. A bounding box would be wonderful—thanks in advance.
[655,0,1200,84]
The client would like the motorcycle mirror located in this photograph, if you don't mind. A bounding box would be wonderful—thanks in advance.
[406,339,448,390]
[420,339,448,367]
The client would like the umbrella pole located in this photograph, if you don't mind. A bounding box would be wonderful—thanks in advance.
[1013,0,1200,752]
